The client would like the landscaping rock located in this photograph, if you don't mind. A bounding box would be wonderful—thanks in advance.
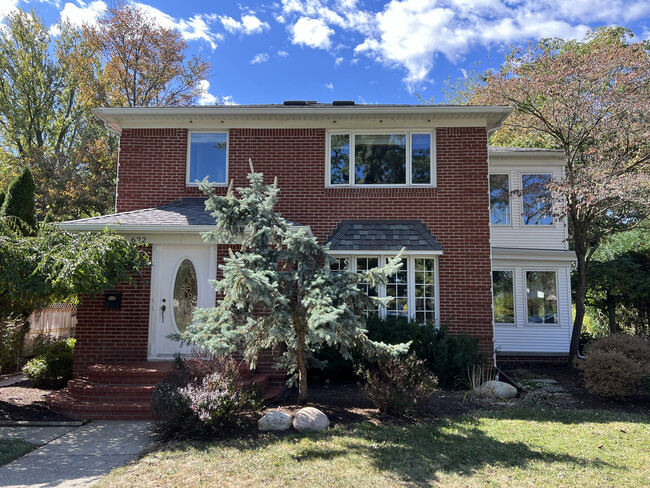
[292,407,329,432]
[477,380,518,399]
[258,411,293,431]
[530,378,557,385]
[542,386,566,394]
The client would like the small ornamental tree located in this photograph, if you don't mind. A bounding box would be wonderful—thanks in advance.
[1,167,37,231]
[175,164,409,402]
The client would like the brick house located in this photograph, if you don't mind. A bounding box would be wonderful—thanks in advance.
[53,102,575,418]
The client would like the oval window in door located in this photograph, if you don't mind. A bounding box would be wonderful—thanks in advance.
[173,258,198,333]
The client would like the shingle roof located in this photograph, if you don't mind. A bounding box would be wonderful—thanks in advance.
[326,220,443,252]
[62,198,303,228]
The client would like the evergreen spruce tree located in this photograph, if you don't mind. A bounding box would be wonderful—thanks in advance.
[0,168,37,231]
[0,191,5,210]
[175,163,409,402]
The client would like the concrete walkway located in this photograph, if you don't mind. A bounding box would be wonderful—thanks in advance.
[0,421,152,488]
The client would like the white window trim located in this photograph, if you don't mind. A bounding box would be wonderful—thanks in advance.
[186,130,229,187]
[492,268,516,326]
[488,173,512,227]
[521,172,554,227]
[331,253,440,324]
[524,268,559,326]
[326,130,437,188]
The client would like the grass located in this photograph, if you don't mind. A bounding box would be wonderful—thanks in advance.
[0,438,36,467]
[95,408,650,488]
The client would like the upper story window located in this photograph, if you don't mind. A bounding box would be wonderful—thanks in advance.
[522,173,553,225]
[489,174,510,225]
[187,132,228,185]
[328,131,435,186]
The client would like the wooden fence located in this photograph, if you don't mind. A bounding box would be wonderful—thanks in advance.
[24,303,77,355]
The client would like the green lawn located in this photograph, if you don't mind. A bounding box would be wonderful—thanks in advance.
[96,408,649,488]
[0,438,36,467]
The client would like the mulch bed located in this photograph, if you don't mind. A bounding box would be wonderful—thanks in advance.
[2,365,648,424]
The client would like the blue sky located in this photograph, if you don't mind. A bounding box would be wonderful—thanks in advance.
[2,1,650,105]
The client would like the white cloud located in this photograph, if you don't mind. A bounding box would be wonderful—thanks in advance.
[292,16,333,49]
[335,56,344,66]
[218,95,237,105]
[277,50,289,57]
[57,0,106,27]
[136,4,223,50]
[0,0,19,20]
[251,52,269,64]
[220,14,269,35]
[197,80,218,105]
[325,82,334,90]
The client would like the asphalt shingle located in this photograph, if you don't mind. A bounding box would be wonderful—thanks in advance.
[326,220,443,251]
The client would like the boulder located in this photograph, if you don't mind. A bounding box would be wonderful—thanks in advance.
[258,410,293,431]
[292,407,330,432]
[477,380,518,399]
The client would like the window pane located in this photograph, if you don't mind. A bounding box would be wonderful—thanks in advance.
[526,271,558,324]
[414,258,435,323]
[355,134,406,184]
[489,174,510,225]
[356,257,379,314]
[411,134,431,184]
[173,259,197,333]
[386,258,408,317]
[522,174,553,225]
[492,271,514,324]
[330,257,350,271]
[330,134,350,184]
[189,133,227,184]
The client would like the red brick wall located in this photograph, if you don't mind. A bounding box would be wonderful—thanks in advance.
[73,248,152,375]
[105,127,493,361]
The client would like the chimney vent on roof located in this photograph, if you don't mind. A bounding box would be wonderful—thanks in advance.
[333,100,355,106]
[283,100,318,106]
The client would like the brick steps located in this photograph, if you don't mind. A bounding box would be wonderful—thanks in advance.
[47,362,283,420]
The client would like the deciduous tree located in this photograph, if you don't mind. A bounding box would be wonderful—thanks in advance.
[175,165,408,402]
[473,28,650,359]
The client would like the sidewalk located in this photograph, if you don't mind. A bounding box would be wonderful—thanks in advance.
[0,421,152,488]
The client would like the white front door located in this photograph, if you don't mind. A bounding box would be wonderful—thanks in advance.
[149,245,217,359]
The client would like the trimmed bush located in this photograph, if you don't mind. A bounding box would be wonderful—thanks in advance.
[151,355,262,439]
[578,334,650,398]
[0,317,29,374]
[22,338,75,389]
[359,352,437,415]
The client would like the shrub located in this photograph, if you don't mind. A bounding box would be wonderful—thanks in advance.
[0,317,29,374]
[151,355,262,439]
[578,334,650,398]
[22,338,76,389]
[359,352,438,415]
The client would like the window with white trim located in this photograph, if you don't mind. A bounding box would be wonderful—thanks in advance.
[526,270,558,324]
[489,174,510,225]
[328,131,435,186]
[187,132,228,185]
[522,173,553,225]
[330,255,438,323]
[492,270,514,324]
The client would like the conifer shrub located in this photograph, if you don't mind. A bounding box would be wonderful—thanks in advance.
[151,355,262,439]
[1,168,37,230]
[578,334,650,398]
[358,352,437,415]
[22,338,75,389]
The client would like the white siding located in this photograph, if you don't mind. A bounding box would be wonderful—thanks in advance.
[489,160,569,251]
[493,261,572,355]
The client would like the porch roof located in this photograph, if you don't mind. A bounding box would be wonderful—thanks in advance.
[326,220,443,252]
[59,198,309,234]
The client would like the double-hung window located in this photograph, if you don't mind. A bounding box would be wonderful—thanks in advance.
[328,131,435,186]
[489,174,511,225]
[492,270,514,324]
[526,271,558,324]
[187,132,228,185]
[522,174,553,225]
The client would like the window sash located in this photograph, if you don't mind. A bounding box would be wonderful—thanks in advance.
[492,270,514,324]
[328,132,434,186]
[187,132,228,185]
[526,270,558,324]
[489,174,511,225]
[522,173,553,225]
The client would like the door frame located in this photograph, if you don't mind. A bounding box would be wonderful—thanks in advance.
[147,243,218,360]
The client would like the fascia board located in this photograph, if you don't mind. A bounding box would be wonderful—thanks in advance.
[327,249,443,256]
[58,223,313,237]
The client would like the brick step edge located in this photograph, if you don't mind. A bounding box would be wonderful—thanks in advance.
[67,378,156,402]
[47,390,154,421]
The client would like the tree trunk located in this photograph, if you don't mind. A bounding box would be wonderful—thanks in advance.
[293,312,308,403]
[607,293,617,335]
[570,251,587,362]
